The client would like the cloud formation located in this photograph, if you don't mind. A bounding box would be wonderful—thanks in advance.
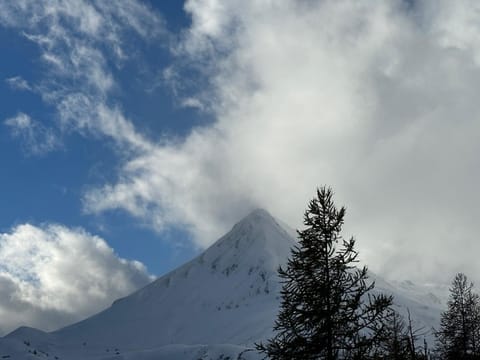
[0,223,152,335]
[0,0,164,333]
[4,0,480,287]
[4,113,59,155]
[5,76,32,92]
[83,0,480,285]
[0,0,164,150]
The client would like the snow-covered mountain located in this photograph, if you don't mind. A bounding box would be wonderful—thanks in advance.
[0,209,446,360]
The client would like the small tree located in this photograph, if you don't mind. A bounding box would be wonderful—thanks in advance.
[372,308,428,360]
[372,309,411,359]
[257,187,392,359]
[435,273,480,359]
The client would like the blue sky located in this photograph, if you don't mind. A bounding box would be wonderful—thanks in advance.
[3,0,480,336]
[0,1,202,276]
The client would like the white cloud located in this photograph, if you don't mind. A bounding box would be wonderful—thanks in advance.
[0,0,164,149]
[5,76,32,91]
[0,223,152,335]
[181,97,205,110]
[4,112,59,155]
[56,94,151,151]
[4,0,480,288]
[83,0,480,286]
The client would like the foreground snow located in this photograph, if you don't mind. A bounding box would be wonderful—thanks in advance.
[0,330,261,360]
[0,209,446,359]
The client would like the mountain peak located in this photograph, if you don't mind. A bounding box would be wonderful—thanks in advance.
[230,208,277,233]
[242,207,274,220]
[52,208,297,349]
[214,208,294,259]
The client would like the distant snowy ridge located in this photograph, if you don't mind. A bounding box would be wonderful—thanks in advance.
[0,209,445,360]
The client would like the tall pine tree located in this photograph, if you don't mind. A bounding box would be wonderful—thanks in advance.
[257,187,392,360]
[435,273,480,359]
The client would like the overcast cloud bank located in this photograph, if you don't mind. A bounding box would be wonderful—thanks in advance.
[82,0,480,285]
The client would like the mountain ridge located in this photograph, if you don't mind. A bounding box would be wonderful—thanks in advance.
[0,208,445,360]
[50,208,295,350]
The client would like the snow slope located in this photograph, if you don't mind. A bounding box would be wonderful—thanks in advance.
[0,209,446,359]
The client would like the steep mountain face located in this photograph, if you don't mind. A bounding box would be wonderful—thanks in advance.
[0,209,445,360]
[55,209,295,349]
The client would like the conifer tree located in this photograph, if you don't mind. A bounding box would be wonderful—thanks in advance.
[372,309,411,359]
[257,187,393,360]
[435,273,480,359]
[371,307,428,360]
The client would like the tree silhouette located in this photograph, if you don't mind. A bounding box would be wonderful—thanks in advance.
[257,187,392,359]
[435,273,480,359]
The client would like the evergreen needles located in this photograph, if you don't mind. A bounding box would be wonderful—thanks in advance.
[257,187,393,359]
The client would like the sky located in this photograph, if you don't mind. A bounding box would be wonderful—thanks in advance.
[2,0,480,335]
